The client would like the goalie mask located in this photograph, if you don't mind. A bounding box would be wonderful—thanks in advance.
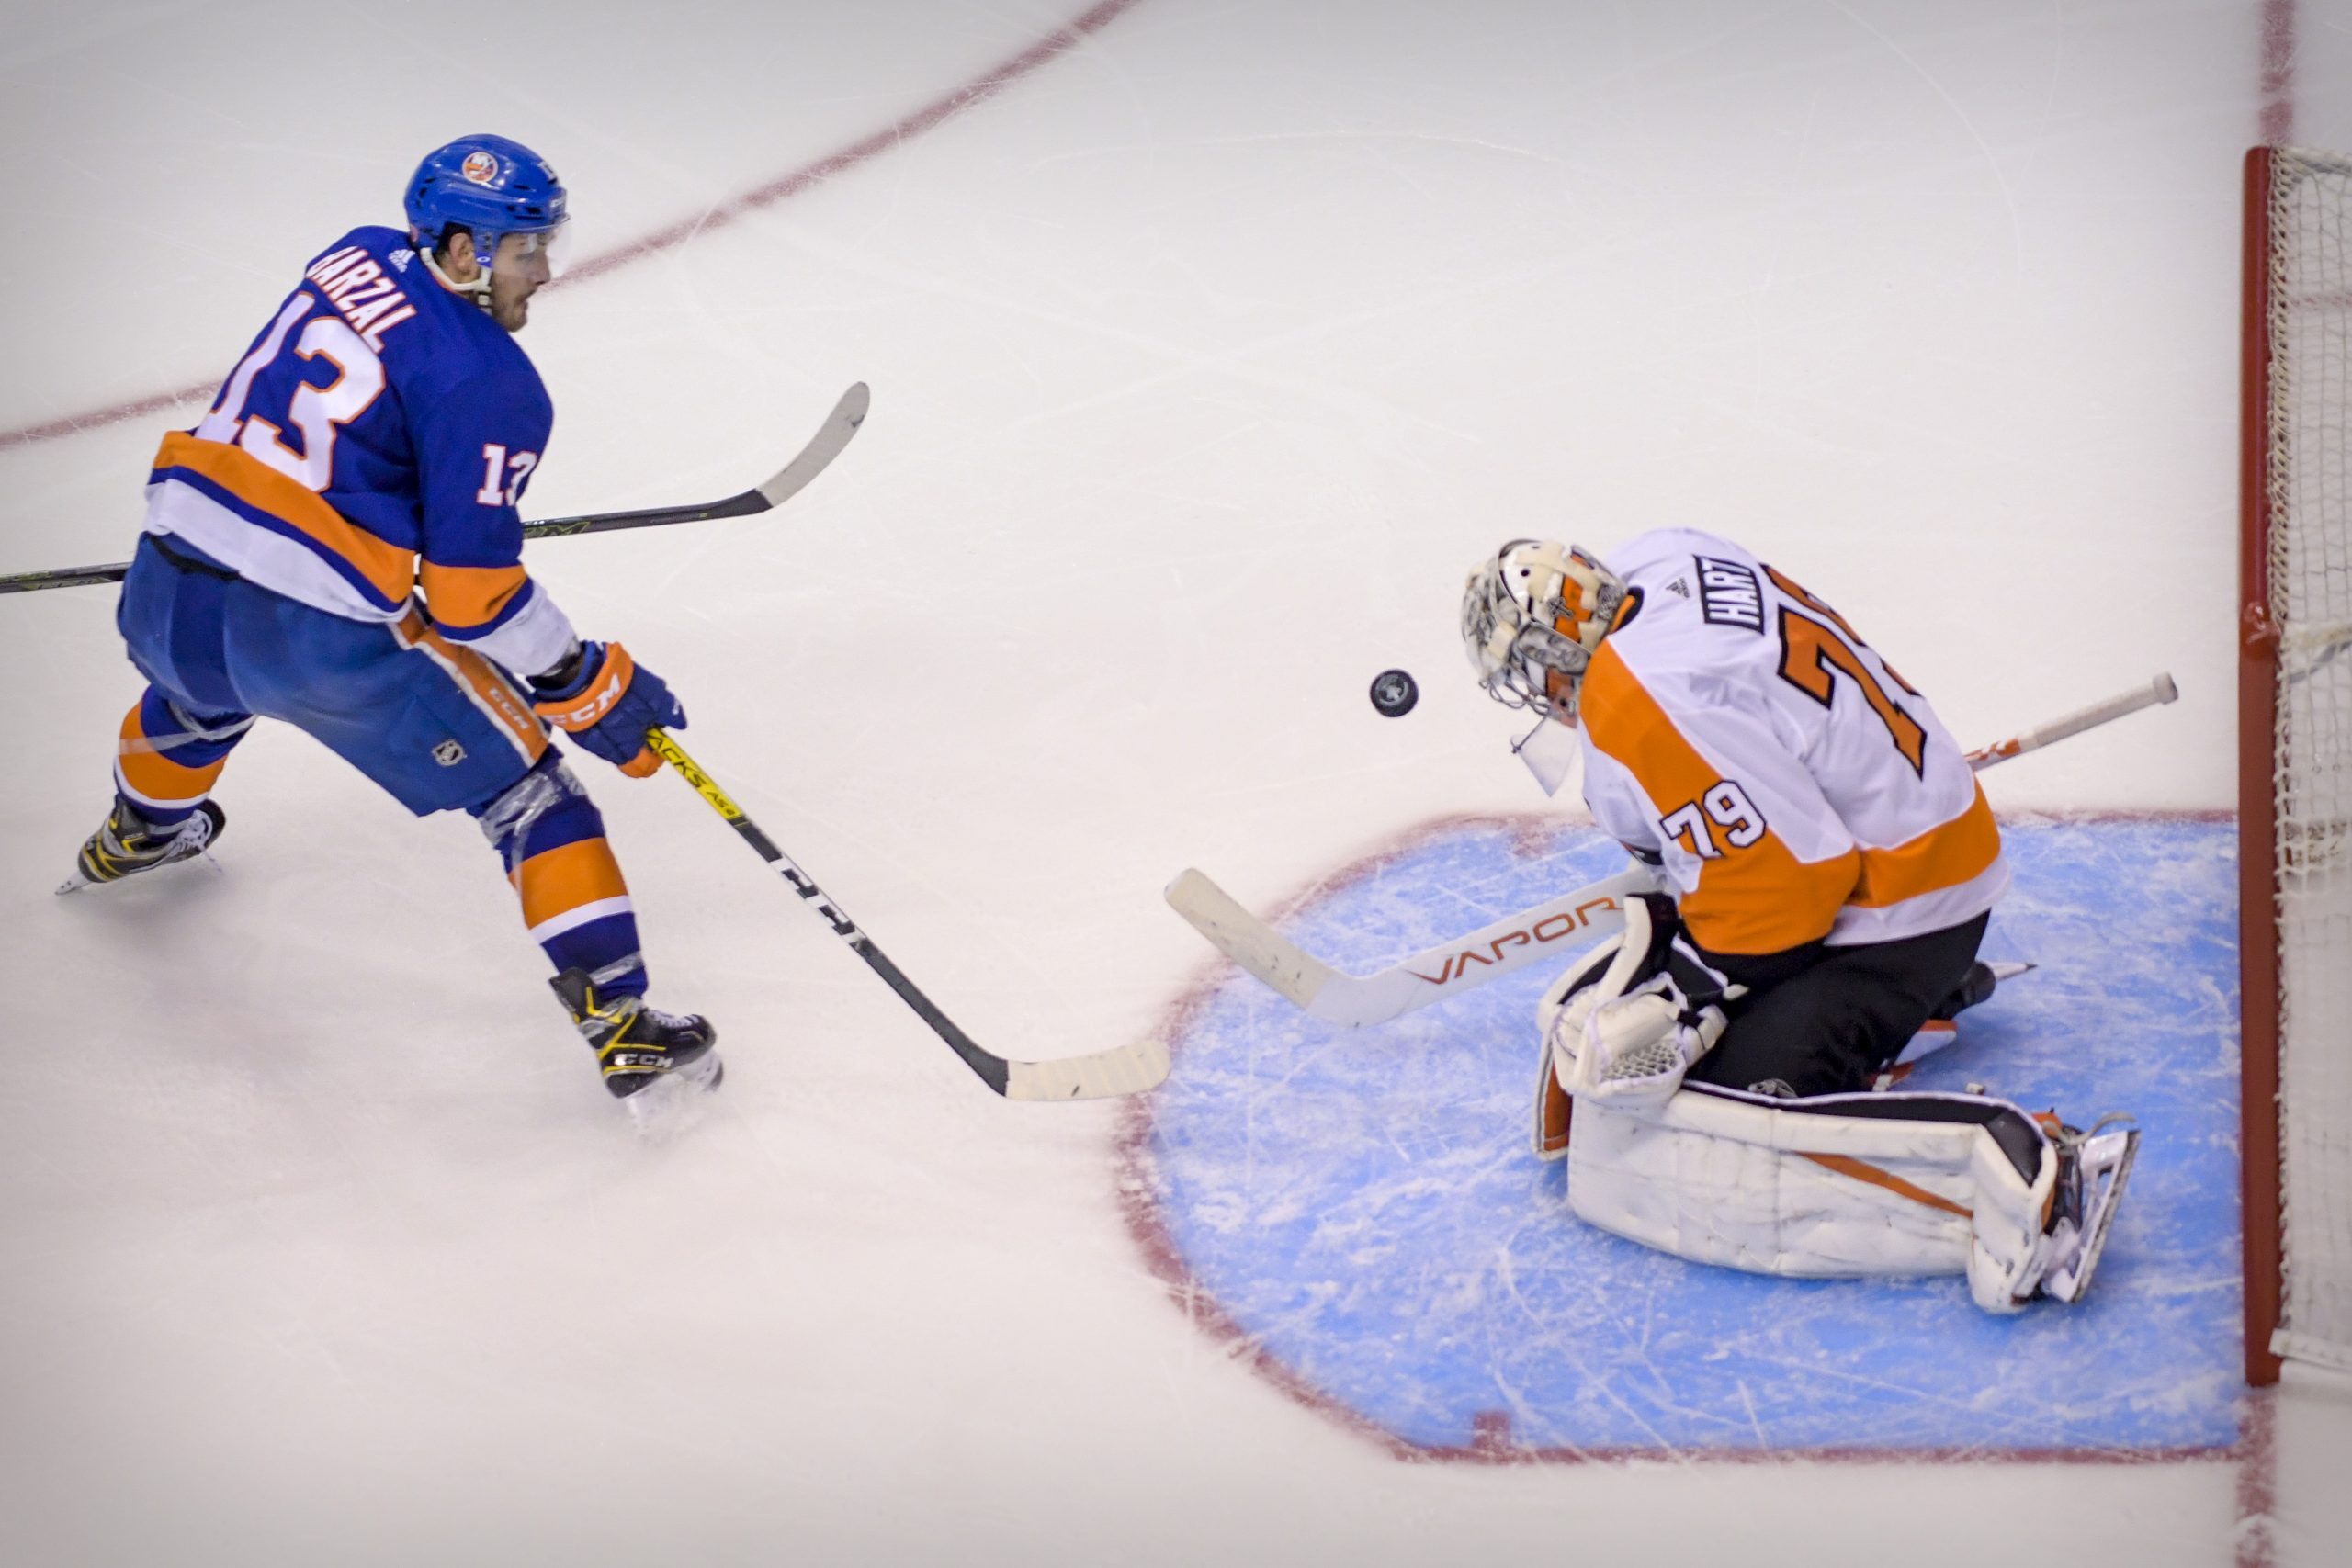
[1461,539,1628,725]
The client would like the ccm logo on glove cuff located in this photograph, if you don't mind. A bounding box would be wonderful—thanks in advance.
[534,642,638,731]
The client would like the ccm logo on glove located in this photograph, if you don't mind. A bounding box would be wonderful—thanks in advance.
[538,643,639,730]
[531,641,685,777]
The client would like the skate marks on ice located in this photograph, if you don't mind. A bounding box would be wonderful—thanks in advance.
[1123,818,2244,1459]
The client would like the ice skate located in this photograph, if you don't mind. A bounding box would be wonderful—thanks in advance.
[59,798,225,894]
[551,967,722,1101]
[2038,1113,2141,1304]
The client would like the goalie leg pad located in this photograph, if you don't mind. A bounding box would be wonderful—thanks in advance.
[1565,1084,2063,1313]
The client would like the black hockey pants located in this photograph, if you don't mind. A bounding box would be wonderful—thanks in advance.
[1683,912,1991,1100]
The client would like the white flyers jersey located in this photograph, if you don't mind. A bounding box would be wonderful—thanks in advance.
[1575,528,2007,956]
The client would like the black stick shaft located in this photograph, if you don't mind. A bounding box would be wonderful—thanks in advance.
[645,728,1012,1096]
[0,382,866,595]
[0,484,769,594]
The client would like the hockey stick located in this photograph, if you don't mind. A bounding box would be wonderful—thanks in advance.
[0,383,870,595]
[647,728,1170,1102]
[1165,863,1654,1026]
[1167,671,2179,1028]
[1960,671,2176,767]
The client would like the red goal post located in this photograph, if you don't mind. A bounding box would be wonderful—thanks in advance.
[2241,143,2352,1387]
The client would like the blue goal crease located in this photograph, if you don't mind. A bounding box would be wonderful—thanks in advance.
[1142,819,2245,1456]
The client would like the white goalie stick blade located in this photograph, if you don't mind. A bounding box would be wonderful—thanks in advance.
[1164,866,1653,1027]
[1002,1037,1173,1102]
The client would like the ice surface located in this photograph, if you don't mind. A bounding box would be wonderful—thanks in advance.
[1137,818,2243,1456]
[6,1,2352,1564]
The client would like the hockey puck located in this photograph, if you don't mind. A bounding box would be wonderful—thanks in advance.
[1369,669,1419,717]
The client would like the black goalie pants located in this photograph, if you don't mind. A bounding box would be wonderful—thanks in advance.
[1683,912,1991,1100]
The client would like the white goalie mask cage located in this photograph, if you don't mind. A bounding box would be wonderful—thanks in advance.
[1461,539,1629,725]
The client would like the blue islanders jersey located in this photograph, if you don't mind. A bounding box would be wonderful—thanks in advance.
[143,225,577,677]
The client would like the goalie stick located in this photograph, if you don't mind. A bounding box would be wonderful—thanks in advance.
[0,383,870,595]
[1960,671,2176,767]
[649,728,1169,1102]
[1167,671,2177,1028]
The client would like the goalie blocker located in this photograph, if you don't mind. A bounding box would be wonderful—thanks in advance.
[1532,894,2141,1312]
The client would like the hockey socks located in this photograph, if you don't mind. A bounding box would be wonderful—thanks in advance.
[112,687,252,828]
[476,753,647,996]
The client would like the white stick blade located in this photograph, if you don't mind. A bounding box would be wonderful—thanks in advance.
[756,382,870,508]
[1002,1038,1170,1101]
[1163,869,1334,1008]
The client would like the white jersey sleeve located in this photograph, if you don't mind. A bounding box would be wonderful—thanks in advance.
[1575,528,2007,956]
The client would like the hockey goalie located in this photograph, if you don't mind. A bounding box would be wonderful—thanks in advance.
[1461,531,2139,1312]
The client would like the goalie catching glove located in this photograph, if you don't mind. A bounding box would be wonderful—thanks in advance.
[531,640,685,777]
[1535,891,1738,1124]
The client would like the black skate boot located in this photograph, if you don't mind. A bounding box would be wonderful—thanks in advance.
[550,967,722,1100]
[61,798,226,893]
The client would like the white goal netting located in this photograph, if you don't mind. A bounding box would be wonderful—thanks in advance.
[2263,146,2352,1373]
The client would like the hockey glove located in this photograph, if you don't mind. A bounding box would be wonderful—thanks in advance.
[531,640,684,777]
[1536,892,1736,1110]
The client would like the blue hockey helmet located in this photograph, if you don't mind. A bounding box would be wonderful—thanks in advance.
[403,134,569,274]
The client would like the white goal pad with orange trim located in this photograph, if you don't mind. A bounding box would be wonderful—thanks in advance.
[1565,1084,2060,1314]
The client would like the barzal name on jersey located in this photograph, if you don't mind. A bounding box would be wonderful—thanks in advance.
[1576,526,2008,959]
[141,225,575,679]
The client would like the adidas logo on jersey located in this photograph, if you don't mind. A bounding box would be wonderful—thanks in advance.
[1666,578,1690,598]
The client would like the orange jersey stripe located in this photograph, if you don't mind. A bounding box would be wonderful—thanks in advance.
[419,560,530,634]
[1581,644,1858,955]
[115,701,228,805]
[153,431,414,605]
[1851,782,2004,909]
[512,837,630,928]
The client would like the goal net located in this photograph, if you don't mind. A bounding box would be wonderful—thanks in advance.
[2243,144,2352,1384]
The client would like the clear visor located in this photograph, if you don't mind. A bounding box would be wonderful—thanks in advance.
[492,220,574,282]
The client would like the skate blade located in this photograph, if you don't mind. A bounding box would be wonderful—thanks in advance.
[622,1054,725,1135]
[55,871,92,896]
[2047,1125,2141,1303]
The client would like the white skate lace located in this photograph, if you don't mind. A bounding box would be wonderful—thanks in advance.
[637,1002,697,1032]
[113,809,214,861]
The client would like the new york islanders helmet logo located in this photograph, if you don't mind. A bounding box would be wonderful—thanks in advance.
[460,150,501,186]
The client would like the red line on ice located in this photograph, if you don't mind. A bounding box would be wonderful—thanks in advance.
[0,0,1146,452]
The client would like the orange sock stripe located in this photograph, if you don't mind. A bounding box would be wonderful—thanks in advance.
[512,837,630,929]
[115,702,227,805]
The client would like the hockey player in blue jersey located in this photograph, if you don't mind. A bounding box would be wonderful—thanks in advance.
[67,134,719,1102]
